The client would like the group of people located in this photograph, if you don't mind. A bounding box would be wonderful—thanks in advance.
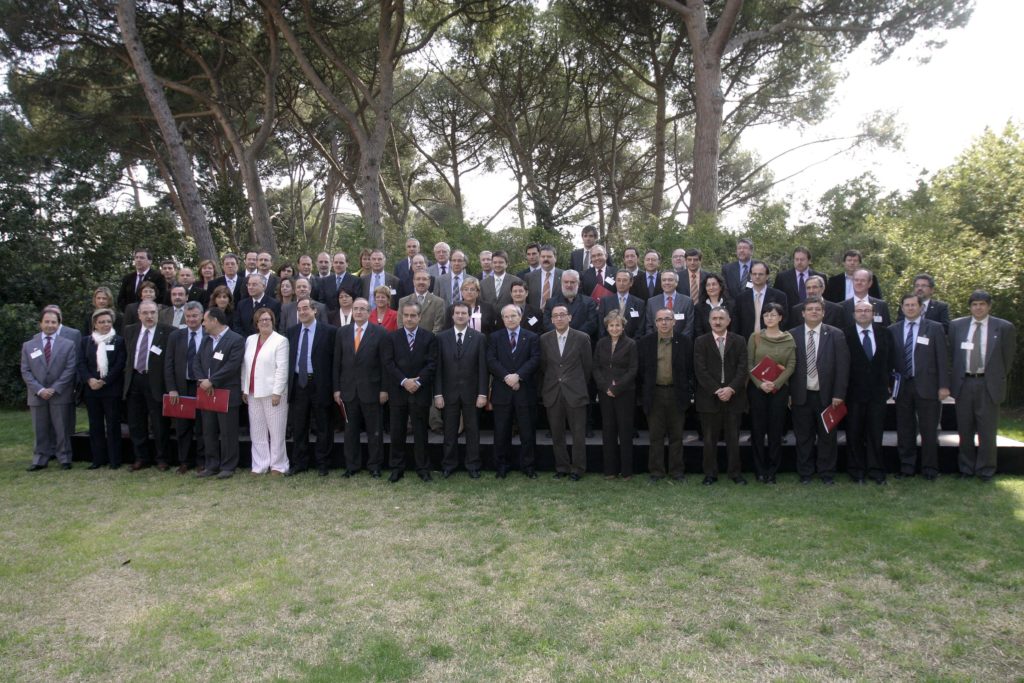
[19,229,1017,485]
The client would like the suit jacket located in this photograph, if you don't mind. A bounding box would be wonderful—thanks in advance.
[315,272,362,311]
[333,322,387,404]
[122,322,173,401]
[897,299,951,332]
[427,262,450,278]
[949,315,1017,404]
[183,283,209,308]
[580,266,617,298]
[845,323,894,403]
[735,286,790,339]
[792,300,845,330]
[841,296,891,329]
[394,256,423,281]
[209,274,246,305]
[825,272,882,303]
[487,327,541,405]
[362,272,400,310]
[280,300,328,332]
[721,261,753,300]
[774,268,825,307]
[397,273,436,300]
[480,273,522,309]
[286,321,337,405]
[164,326,204,395]
[21,333,77,406]
[592,335,638,397]
[693,332,748,413]
[599,293,646,339]
[525,268,563,309]
[158,306,188,329]
[539,328,593,408]
[630,271,662,302]
[570,248,614,274]
[788,323,850,406]
[543,294,599,338]
[889,317,949,398]
[637,332,694,414]
[79,335,127,398]
[644,292,696,337]
[434,327,489,402]
[236,296,282,337]
[399,292,446,334]
[444,301,500,336]
[117,268,168,310]
[123,302,167,328]
[242,331,289,398]
[694,300,735,338]
[195,328,245,408]
[380,326,437,407]
[511,303,545,336]
[677,269,712,299]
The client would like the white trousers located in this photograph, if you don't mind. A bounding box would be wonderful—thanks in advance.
[248,395,289,473]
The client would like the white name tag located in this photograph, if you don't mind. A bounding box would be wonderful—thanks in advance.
[150,346,162,356]
[674,313,686,321]
[389,288,397,295]
[873,315,883,323]
[629,309,639,318]
[604,276,615,286]
[960,341,974,350]
[105,344,116,351]
[745,281,754,289]
[30,349,42,359]
[916,336,929,346]
[527,316,538,326]
[213,351,224,361]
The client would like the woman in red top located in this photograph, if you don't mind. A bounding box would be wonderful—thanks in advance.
[371,285,398,331]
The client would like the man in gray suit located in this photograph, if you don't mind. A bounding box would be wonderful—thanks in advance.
[159,284,189,328]
[540,303,593,480]
[949,290,1016,481]
[195,307,245,479]
[525,245,563,310]
[644,270,695,337]
[426,241,451,278]
[433,249,469,306]
[480,250,521,309]
[280,277,327,331]
[399,271,445,334]
[21,308,78,471]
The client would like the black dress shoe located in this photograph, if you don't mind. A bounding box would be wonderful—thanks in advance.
[767,475,777,484]
[468,469,481,479]
[671,474,686,483]
[317,469,329,477]
[874,478,888,486]
[417,470,433,482]
[569,473,582,481]
[979,474,994,483]
[755,474,766,483]
[553,472,568,479]
[648,475,662,484]
[522,468,537,479]
[799,476,812,484]
[821,476,836,486]
[87,463,102,470]
[61,463,72,470]
[370,470,381,479]
[923,472,938,481]
[26,464,46,472]
[109,464,121,470]
[852,477,866,485]
[895,472,913,480]
[388,470,404,483]
[285,468,307,477]
[701,476,717,486]
[441,469,455,479]
[732,476,747,485]
[957,472,973,480]
[341,469,358,478]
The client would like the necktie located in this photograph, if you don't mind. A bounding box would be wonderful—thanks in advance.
[337,274,343,288]
[174,308,183,327]
[969,322,983,373]
[298,328,309,388]
[417,295,424,305]
[666,295,673,311]
[187,331,197,380]
[43,336,52,364]
[807,329,818,385]
[904,321,915,378]
[542,274,552,308]
[456,331,464,359]
[510,331,517,351]
[135,328,150,373]
[408,331,416,351]
[354,326,363,353]
[690,273,699,302]
[740,263,749,284]
[452,276,461,302]
[469,312,477,331]
[798,272,806,301]
[558,334,565,356]
[583,251,590,270]
[862,329,873,360]
[619,296,626,315]
[596,268,602,284]
[440,264,447,275]
[717,336,726,383]
[648,275,655,296]
[754,291,763,332]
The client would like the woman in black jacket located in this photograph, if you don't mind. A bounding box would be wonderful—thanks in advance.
[592,311,638,479]
[79,308,127,469]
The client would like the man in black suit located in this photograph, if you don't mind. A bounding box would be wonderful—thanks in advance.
[333,298,388,478]
[117,247,168,310]
[638,309,694,483]
[317,251,361,311]
[397,253,435,300]
[256,251,279,299]
[890,293,949,480]
[678,249,711,303]
[840,268,891,329]
[488,305,542,478]
[735,261,789,339]
[433,302,489,478]
[393,237,423,281]
[896,273,950,332]
[774,246,825,308]
[123,301,173,471]
[580,245,615,298]
[209,252,245,305]
[694,308,748,485]
[543,270,599,338]
[570,224,600,273]
[509,282,545,336]
[844,300,893,485]
[515,242,541,279]
[791,275,844,329]
[599,270,645,339]
[721,238,755,300]
[629,249,663,302]
[362,249,401,311]
[789,296,850,485]
[381,301,438,482]
[176,267,210,308]
[824,249,882,303]
[480,251,522,309]
[163,301,205,474]
[195,307,245,479]
[236,274,282,337]
[286,299,337,476]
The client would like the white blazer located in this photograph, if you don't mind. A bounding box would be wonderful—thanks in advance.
[242,331,290,398]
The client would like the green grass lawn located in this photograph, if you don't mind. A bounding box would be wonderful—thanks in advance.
[1,409,1023,681]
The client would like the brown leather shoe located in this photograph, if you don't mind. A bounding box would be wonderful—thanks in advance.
[131,461,145,471]
[176,465,189,474]
[156,463,170,472]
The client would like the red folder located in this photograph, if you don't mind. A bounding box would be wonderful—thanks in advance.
[196,388,231,413]
[820,403,847,434]
[162,394,197,419]
[590,283,613,302]
[751,356,785,386]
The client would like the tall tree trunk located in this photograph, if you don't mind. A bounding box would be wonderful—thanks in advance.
[688,48,723,223]
[116,0,217,262]
[650,72,667,219]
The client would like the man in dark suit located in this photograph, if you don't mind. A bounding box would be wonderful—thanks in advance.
[629,249,663,302]
[844,300,893,485]
[896,273,951,332]
[509,282,545,336]
[721,238,754,300]
[774,246,825,308]
[736,261,789,339]
[541,304,594,480]
[840,268,891,329]
[117,247,168,310]
[362,249,401,311]
[393,237,423,281]
[515,243,541,279]
[525,246,562,309]
[123,301,173,470]
[209,253,245,305]
[678,249,711,303]
[397,254,435,300]
[638,309,694,482]
[580,245,615,299]
[543,271,599,338]
[824,249,882,303]
[317,252,361,311]
[643,270,695,337]
[480,251,522,309]
[21,308,78,471]
[949,290,1017,480]
[195,307,245,479]
[381,301,438,482]
[789,296,850,485]
[890,293,950,480]
[433,250,471,306]
[163,301,205,474]
[791,275,844,329]
[286,299,338,476]
[694,308,748,485]
[427,241,452,278]
[256,251,280,300]
[599,270,645,339]
[488,305,542,478]
[570,224,600,273]
[176,267,210,308]
[236,274,282,337]
[280,277,328,331]
[433,302,489,478]
[333,298,388,478]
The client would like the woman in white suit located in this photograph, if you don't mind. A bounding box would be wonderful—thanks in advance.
[242,308,290,474]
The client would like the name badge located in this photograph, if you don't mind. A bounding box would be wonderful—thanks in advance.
[629,309,639,318]
[105,344,116,351]
[604,276,615,286]
[873,315,883,323]
[674,313,686,321]
[389,288,397,295]
[213,351,224,361]
[527,316,538,326]
[745,281,754,289]
[30,349,42,359]
[150,346,162,356]
[916,336,929,346]
[960,341,974,351]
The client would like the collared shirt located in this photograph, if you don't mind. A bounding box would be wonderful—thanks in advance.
[296,320,317,374]
[845,276,856,300]
[856,324,875,356]
[656,336,673,385]
[557,331,568,355]
[135,323,156,372]
[508,326,521,344]
[804,323,821,391]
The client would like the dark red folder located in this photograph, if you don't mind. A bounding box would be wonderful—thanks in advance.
[196,388,230,414]
[820,403,848,434]
[162,394,197,419]
[751,356,785,385]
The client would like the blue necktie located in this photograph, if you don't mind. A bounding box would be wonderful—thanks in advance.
[298,328,310,387]
[862,329,873,360]
[903,321,915,378]
[186,331,197,381]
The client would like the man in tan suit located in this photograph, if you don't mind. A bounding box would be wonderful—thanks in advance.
[399,271,445,334]
[540,303,593,480]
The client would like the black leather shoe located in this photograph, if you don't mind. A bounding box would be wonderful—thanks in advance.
[370,470,381,479]
[569,473,582,481]
[553,472,568,479]
[957,472,973,480]
[799,476,812,484]
[755,474,766,483]
[61,463,72,470]
[648,475,662,484]
[468,469,481,479]
[874,478,888,486]
[87,463,102,470]
[388,470,404,483]
[417,470,433,482]
[895,472,913,480]
[767,475,777,484]
[495,468,508,479]
[923,472,938,481]
[524,468,538,479]
[317,469,329,477]
[979,474,994,483]
[671,474,686,483]
[26,464,46,472]
[341,469,358,478]
[852,477,866,485]
[822,476,836,486]
[701,476,717,486]
[732,476,747,485]
[442,469,455,479]
[285,468,307,477]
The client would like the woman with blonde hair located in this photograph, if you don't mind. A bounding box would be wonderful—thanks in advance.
[242,307,290,475]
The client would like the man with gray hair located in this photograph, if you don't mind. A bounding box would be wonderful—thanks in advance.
[164,300,207,473]
[428,241,452,277]
[236,273,282,336]
[542,269,598,337]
